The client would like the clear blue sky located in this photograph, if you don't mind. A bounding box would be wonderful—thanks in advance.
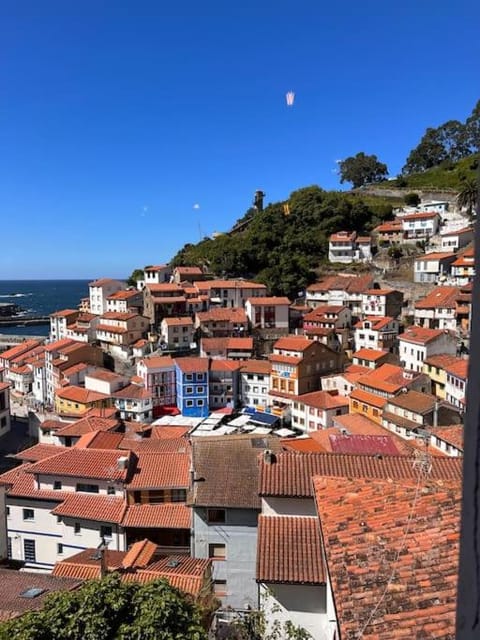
[1,0,478,279]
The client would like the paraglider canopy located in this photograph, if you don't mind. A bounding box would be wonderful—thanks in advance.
[286,91,295,106]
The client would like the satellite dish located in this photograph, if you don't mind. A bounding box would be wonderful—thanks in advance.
[286,91,295,106]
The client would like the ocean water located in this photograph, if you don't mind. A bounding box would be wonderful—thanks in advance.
[0,280,90,336]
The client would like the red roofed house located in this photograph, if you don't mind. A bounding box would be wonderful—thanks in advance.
[105,288,143,314]
[414,285,460,331]
[208,360,241,410]
[305,274,374,315]
[445,358,468,410]
[269,336,342,411]
[401,211,440,240]
[159,317,194,351]
[414,252,456,283]
[399,325,457,372]
[171,266,205,284]
[49,309,80,342]
[195,307,248,338]
[136,356,176,417]
[95,312,149,360]
[193,278,267,309]
[441,226,474,252]
[302,305,351,331]
[0,339,42,377]
[373,219,403,244]
[245,297,290,329]
[143,283,187,328]
[143,264,171,286]
[328,231,372,264]
[89,278,127,315]
[353,316,400,352]
[200,337,254,361]
[114,384,153,422]
[290,390,349,432]
[239,359,271,410]
[352,348,394,370]
[450,247,475,285]
[361,288,403,318]
[55,386,113,417]
[65,312,101,343]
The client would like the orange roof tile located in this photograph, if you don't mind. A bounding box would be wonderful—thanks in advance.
[121,539,157,568]
[273,335,312,352]
[0,339,42,362]
[354,316,397,331]
[431,425,463,450]
[114,384,152,400]
[52,494,127,523]
[444,358,469,379]
[55,385,110,404]
[151,426,191,439]
[257,516,325,585]
[246,296,291,305]
[25,448,133,481]
[353,348,388,361]
[414,251,456,261]
[294,390,349,410]
[161,316,194,326]
[402,211,439,220]
[313,475,460,639]
[139,355,175,369]
[127,452,190,489]
[122,557,210,596]
[194,279,266,290]
[120,438,189,454]
[399,325,448,345]
[13,444,67,462]
[174,357,209,373]
[195,308,248,323]
[239,359,271,375]
[89,278,125,287]
[415,286,460,310]
[55,416,119,437]
[350,388,388,409]
[75,431,123,450]
[50,309,79,318]
[306,274,374,294]
[121,503,191,529]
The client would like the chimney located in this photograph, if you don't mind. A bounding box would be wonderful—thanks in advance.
[263,449,276,465]
[117,455,129,471]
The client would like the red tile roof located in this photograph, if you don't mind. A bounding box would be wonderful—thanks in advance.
[121,503,191,529]
[357,363,420,394]
[354,316,397,331]
[294,390,349,410]
[402,211,439,220]
[313,475,460,639]
[414,251,456,261]
[55,416,119,437]
[75,431,124,450]
[126,452,190,489]
[246,296,291,305]
[431,425,463,450]
[195,308,248,323]
[122,557,210,596]
[330,231,356,242]
[329,434,400,456]
[444,358,469,379]
[399,325,448,345]
[239,359,271,375]
[151,425,191,440]
[121,438,190,454]
[162,316,194,326]
[55,386,110,404]
[0,339,42,362]
[306,274,374,294]
[194,279,266,290]
[273,335,313,352]
[353,348,388,361]
[106,289,140,300]
[415,286,459,310]
[174,357,209,373]
[139,355,175,369]
[89,278,125,287]
[13,443,67,462]
[209,359,241,372]
[350,388,388,409]
[441,226,473,237]
[52,494,127,523]
[257,516,325,584]
[258,452,461,497]
[114,384,152,400]
[25,448,133,481]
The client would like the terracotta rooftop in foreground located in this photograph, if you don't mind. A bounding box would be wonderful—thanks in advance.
[313,475,460,639]
[257,515,325,585]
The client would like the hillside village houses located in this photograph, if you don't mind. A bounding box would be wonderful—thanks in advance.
[0,230,472,636]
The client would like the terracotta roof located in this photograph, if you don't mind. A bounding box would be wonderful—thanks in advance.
[151,425,191,439]
[0,463,69,500]
[226,337,254,350]
[415,286,460,310]
[122,557,210,596]
[55,416,119,437]
[362,288,400,296]
[0,339,42,362]
[431,425,464,450]
[25,448,133,481]
[148,296,186,304]
[96,324,129,335]
[246,296,291,305]
[127,452,190,489]
[174,266,204,275]
[201,337,253,352]
[258,452,462,497]
[313,475,460,639]
[402,211,439,220]
[357,363,420,394]
[239,359,271,375]
[75,431,124,450]
[86,406,118,419]
[330,231,356,242]
[55,386,110,404]
[139,355,175,369]
[121,438,190,454]
[50,308,79,318]
[114,384,152,400]
[294,390,349,410]
[0,569,81,621]
[306,274,374,294]
[414,251,456,261]
[399,325,449,346]
[354,316,397,331]
[444,358,469,379]
[209,359,241,372]
[441,226,473,237]
[195,308,248,323]
[161,316,194,326]
[374,220,403,233]
[257,516,325,584]
[106,289,140,300]
[89,278,125,287]
[424,354,460,369]
[52,549,125,581]
[39,419,70,432]
[122,503,191,528]
[144,264,168,271]
[194,279,266,290]
[122,539,157,568]
[43,338,76,353]
[85,368,125,382]
[190,435,281,509]
[52,494,127,523]
[13,443,67,462]
[174,357,209,373]
[329,434,400,456]
[387,390,436,414]
[268,354,302,365]
[273,335,313,352]
[353,348,388,361]
[350,388,388,409]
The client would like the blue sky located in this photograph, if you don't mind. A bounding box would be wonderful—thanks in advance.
[1,0,479,279]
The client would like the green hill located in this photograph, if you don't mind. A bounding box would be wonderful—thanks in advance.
[171,186,400,298]
[376,153,479,191]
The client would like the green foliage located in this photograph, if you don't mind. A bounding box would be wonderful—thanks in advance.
[171,186,398,298]
[339,152,388,188]
[377,153,479,190]
[224,602,312,639]
[457,178,478,219]
[0,574,207,640]
[404,192,421,206]
[127,268,145,287]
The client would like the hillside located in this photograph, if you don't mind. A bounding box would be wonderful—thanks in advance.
[376,153,479,191]
[171,186,400,298]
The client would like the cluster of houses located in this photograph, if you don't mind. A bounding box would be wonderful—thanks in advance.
[0,252,471,637]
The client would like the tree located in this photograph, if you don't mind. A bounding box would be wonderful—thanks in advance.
[404,193,421,207]
[339,153,388,188]
[402,127,449,174]
[457,178,478,219]
[465,99,480,152]
[127,268,145,287]
[0,574,208,640]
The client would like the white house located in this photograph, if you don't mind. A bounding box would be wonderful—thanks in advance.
[159,317,195,351]
[245,297,290,329]
[290,390,349,432]
[401,212,440,241]
[445,358,468,410]
[89,278,127,315]
[95,312,149,360]
[441,226,474,252]
[194,279,267,309]
[50,310,79,342]
[328,231,372,264]
[414,286,459,331]
[143,264,171,287]
[361,289,403,318]
[450,248,475,286]
[413,252,456,284]
[398,326,457,373]
[353,316,399,352]
[305,274,374,315]
[239,359,271,410]
[113,384,153,422]
[105,289,143,314]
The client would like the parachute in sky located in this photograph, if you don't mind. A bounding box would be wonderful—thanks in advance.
[286,91,295,106]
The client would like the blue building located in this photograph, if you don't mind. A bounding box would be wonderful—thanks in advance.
[175,357,209,417]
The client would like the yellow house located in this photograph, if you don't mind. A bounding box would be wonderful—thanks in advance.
[55,385,112,417]
[349,388,386,425]
[423,354,459,400]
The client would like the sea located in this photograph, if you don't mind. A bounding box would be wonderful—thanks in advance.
[0,280,90,337]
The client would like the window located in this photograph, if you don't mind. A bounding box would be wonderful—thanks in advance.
[101,525,113,539]
[6,506,10,518]
[23,539,36,563]
[196,386,204,394]
[171,489,187,502]
[196,399,204,407]
[107,486,116,495]
[53,480,62,490]
[23,508,34,521]
[57,543,64,554]
[74,522,81,535]
[7,537,12,559]
[207,508,226,524]
[209,543,226,559]
[57,515,62,524]
[185,400,194,407]
[213,580,227,596]
[185,386,193,394]
[197,373,205,381]
[185,374,193,381]
[76,483,99,493]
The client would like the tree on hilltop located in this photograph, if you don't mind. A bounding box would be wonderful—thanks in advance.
[339,153,388,188]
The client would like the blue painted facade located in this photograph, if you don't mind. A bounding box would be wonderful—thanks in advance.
[175,361,210,417]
